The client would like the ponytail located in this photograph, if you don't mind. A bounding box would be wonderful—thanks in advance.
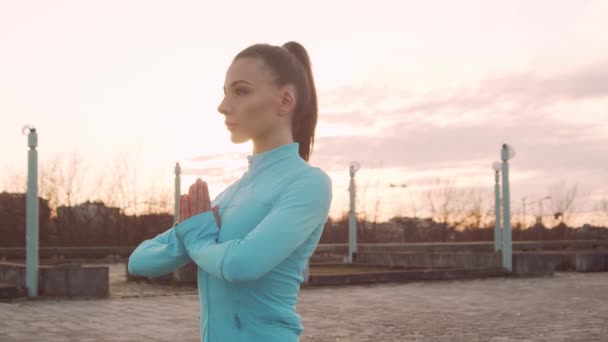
[282,42,317,162]
[234,42,318,161]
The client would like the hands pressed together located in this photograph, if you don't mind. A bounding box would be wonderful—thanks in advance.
[179,178,221,228]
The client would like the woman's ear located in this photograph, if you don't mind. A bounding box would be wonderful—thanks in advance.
[278,85,296,117]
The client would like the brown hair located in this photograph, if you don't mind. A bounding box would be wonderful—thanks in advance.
[235,42,318,161]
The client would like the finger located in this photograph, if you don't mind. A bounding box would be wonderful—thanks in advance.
[196,179,206,213]
[179,195,185,222]
[202,181,210,212]
[179,195,189,222]
[188,183,197,217]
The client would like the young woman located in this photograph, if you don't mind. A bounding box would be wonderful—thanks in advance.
[128,41,333,342]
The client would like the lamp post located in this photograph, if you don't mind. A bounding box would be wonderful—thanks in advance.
[347,161,360,264]
[521,196,528,229]
[388,183,409,229]
[520,197,537,229]
[24,125,39,298]
[492,162,502,252]
[538,196,551,226]
[501,144,516,272]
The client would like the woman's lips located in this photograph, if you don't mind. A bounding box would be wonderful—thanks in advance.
[225,122,239,129]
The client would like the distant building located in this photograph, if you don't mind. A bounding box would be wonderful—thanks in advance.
[56,201,121,227]
[0,191,51,246]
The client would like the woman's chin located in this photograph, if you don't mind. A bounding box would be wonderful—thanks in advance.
[230,133,249,144]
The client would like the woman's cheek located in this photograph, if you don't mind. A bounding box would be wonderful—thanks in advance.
[246,96,268,118]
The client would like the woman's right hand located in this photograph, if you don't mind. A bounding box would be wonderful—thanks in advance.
[179,178,221,227]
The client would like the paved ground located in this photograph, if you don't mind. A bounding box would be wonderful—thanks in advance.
[0,263,607,341]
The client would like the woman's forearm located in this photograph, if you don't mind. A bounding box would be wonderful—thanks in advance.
[128,227,192,277]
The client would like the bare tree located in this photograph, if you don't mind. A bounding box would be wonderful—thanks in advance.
[1,170,27,193]
[39,156,61,215]
[403,187,419,219]
[594,197,608,227]
[372,198,381,229]
[38,152,93,213]
[463,187,493,229]
[354,162,384,229]
[142,184,173,215]
[547,182,579,226]
[61,152,86,206]
[409,200,419,219]
[371,168,382,229]
[425,178,469,241]
[355,170,372,225]
[100,154,138,215]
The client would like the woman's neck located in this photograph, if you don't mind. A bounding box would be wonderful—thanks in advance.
[252,129,294,155]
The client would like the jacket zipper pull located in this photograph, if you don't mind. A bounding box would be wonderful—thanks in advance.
[233,314,241,328]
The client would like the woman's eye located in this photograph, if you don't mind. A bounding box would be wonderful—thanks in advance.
[235,88,249,96]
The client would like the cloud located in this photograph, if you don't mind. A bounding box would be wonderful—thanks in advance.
[314,117,606,172]
[318,58,608,130]
[321,110,377,127]
[416,58,608,116]
[312,59,608,218]
[477,58,608,103]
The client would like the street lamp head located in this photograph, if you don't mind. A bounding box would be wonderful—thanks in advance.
[492,162,502,172]
[22,124,36,135]
[349,161,360,175]
[502,144,516,160]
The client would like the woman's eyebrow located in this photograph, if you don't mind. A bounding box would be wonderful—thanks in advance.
[223,80,252,92]
[230,80,252,87]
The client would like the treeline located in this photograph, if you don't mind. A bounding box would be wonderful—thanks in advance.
[0,192,171,247]
[319,216,608,243]
[2,191,607,248]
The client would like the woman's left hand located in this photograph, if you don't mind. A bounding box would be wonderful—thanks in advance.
[179,178,221,227]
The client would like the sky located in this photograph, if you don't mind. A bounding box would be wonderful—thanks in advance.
[1,0,607,226]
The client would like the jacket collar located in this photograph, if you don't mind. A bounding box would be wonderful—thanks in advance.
[246,142,300,171]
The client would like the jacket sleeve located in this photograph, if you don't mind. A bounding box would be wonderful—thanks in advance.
[127,226,192,277]
[176,169,332,283]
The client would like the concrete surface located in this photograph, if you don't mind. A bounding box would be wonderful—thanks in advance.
[0,263,606,341]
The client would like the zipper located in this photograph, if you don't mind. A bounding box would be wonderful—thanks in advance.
[206,272,211,341]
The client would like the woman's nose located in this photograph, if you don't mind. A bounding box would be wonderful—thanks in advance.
[217,97,229,116]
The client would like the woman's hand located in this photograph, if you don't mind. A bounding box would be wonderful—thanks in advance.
[179,178,221,227]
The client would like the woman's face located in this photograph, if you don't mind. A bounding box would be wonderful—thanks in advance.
[217,57,285,144]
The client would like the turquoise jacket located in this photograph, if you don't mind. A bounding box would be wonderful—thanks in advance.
[128,143,333,341]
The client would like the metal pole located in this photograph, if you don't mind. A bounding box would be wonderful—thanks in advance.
[348,165,357,264]
[538,199,543,226]
[522,197,527,229]
[174,162,181,225]
[26,127,39,297]
[501,144,512,272]
[494,171,501,252]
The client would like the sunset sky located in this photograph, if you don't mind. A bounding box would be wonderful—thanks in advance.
[1,0,607,226]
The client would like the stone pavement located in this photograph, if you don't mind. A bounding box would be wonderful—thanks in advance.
[0,263,607,341]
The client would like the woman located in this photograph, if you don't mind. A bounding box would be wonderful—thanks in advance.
[128,41,333,342]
